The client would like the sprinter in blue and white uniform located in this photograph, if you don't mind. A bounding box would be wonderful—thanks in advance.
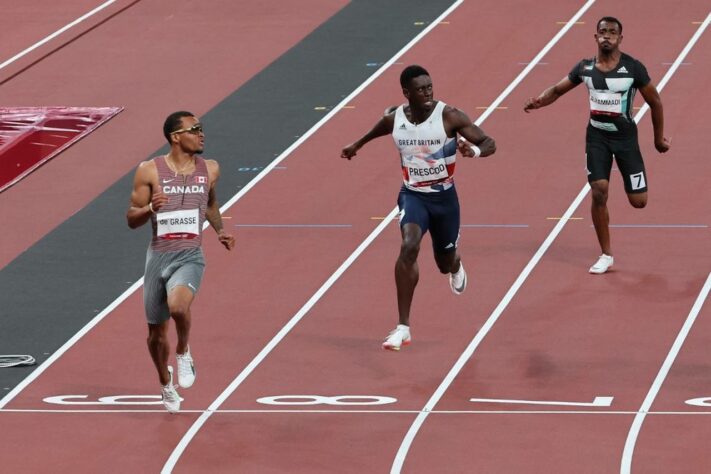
[341,65,496,351]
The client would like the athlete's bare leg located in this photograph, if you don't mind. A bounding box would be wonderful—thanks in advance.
[147,322,171,385]
[627,191,647,209]
[168,285,194,355]
[395,223,422,326]
[590,179,612,256]
[434,251,460,275]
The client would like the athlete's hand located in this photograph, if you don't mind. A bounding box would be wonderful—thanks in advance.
[217,229,235,251]
[457,137,476,157]
[150,188,169,213]
[341,143,359,160]
[523,97,543,113]
[655,137,671,153]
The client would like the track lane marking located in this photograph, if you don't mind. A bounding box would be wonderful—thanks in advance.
[160,2,467,471]
[0,0,119,72]
[391,9,711,474]
[470,396,613,407]
[619,13,711,473]
[390,1,597,471]
[620,271,711,473]
[6,408,711,415]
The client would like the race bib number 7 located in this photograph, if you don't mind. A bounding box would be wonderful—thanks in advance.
[156,209,199,239]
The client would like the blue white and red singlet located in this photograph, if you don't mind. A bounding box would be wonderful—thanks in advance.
[391,101,460,253]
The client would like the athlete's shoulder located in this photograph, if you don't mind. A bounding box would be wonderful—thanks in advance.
[620,52,650,83]
[569,57,594,81]
[204,158,220,175]
[137,158,158,173]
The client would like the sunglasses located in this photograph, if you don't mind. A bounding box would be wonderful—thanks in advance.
[171,124,204,135]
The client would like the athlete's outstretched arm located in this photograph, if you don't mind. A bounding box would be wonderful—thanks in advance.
[445,107,496,158]
[524,77,577,112]
[340,113,395,160]
[126,161,166,229]
[639,83,670,153]
[205,160,235,251]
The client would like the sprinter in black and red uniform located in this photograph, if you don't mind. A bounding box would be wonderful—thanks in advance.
[524,16,670,274]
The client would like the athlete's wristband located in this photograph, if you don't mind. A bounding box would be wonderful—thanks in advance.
[470,144,482,158]
[148,202,155,213]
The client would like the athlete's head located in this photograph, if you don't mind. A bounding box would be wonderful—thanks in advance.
[595,17,623,53]
[400,65,433,111]
[164,111,204,154]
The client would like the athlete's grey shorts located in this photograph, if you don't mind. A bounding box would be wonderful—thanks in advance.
[143,247,205,325]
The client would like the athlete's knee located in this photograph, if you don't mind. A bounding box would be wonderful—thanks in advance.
[435,254,456,274]
[591,186,608,207]
[398,239,420,265]
[628,194,647,208]
[169,305,190,322]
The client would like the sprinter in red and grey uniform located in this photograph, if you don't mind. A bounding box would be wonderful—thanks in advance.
[524,16,670,274]
[127,111,234,412]
[341,65,496,351]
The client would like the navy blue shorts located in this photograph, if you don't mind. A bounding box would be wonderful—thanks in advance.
[586,124,647,194]
[397,185,460,254]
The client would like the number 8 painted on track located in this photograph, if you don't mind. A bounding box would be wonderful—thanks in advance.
[256,395,397,406]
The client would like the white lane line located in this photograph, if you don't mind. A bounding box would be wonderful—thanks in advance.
[6,408,711,415]
[620,275,711,473]
[160,3,466,470]
[393,8,711,474]
[619,13,711,474]
[0,0,119,72]
[0,0,458,412]
[0,279,144,410]
[390,1,597,471]
[470,396,613,407]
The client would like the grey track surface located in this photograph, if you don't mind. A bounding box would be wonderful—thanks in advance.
[0,0,456,394]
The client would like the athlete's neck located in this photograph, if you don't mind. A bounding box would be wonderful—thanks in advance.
[165,152,196,176]
[596,49,621,68]
[407,101,436,125]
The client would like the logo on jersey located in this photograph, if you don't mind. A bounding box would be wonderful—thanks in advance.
[617,66,628,74]
[195,176,207,184]
[163,185,206,194]
[398,123,407,130]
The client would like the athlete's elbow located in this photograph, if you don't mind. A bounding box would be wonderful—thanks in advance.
[481,138,496,157]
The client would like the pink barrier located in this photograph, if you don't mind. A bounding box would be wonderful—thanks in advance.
[0,107,122,193]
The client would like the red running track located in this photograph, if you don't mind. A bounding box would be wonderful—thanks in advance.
[1,1,711,473]
[0,0,347,268]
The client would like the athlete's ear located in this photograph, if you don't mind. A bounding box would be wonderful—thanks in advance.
[402,87,410,100]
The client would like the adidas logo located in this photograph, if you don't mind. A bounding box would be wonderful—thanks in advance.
[617,66,628,73]
[445,243,454,249]
[398,123,407,130]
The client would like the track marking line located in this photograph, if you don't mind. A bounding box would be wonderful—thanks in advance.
[620,272,711,473]
[470,396,613,407]
[391,2,599,470]
[621,16,711,468]
[606,224,708,228]
[0,0,119,72]
[5,408,711,415]
[160,3,466,471]
[395,10,711,474]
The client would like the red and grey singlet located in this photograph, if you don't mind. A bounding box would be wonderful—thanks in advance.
[150,155,209,252]
[392,101,457,193]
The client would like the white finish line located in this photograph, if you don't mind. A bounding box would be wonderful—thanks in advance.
[470,396,613,408]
